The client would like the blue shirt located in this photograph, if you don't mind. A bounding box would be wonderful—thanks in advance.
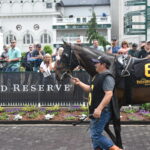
[112,46,120,54]
[8,47,21,68]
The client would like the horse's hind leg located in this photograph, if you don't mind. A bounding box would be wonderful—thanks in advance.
[104,122,116,144]
[113,119,123,149]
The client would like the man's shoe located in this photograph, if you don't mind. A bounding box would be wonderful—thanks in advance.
[109,145,123,150]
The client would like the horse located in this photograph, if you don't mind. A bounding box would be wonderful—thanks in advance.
[55,42,150,149]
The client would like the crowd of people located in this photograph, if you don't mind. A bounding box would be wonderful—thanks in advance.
[0,38,150,74]
[92,38,150,59]
[0,40,64,79]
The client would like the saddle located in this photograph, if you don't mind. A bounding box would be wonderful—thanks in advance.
[116,55,149,78]
[115,55,132,77]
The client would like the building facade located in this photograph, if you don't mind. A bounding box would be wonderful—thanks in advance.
[111,0,149,44]
[0,0,111,53]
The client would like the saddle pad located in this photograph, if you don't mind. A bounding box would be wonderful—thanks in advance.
[133,59,150,87]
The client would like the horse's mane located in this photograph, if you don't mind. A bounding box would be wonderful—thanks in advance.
[61,42,116,77]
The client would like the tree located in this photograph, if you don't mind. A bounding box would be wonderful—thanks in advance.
[86,12,109,47]
[43,45,53,55]
[86,12,99,44]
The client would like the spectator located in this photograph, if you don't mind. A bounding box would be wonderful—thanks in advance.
[138,41,150,58]
[140,41,146,50]
[5,40,21,72]
[118,41,130,55]
[0,45,9,71]
[128,43,139,57]
[40,53,54,84]
[90,40,104,52]
[56,47,64,61]
[31,44,45,72]
[22,45,34,71]
[111,38,120,54]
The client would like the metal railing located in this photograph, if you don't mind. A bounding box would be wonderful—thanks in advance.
[55,16,111,25]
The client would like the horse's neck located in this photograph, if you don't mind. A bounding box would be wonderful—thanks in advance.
[73,46,115,76]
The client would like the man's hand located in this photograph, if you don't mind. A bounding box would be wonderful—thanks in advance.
[5,59,11,63]
[93,108,102,118]
[40,68,45,72]
[38,55,43,59]
[71,77,81,85]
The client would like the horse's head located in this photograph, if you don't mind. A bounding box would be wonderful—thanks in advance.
[55,42,79,80]
[55,41,116,80]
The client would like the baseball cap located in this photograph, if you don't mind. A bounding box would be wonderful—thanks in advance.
[91,56,111,68]
[132,43,138,47]
[36,44,41,48]
[111,37,117,41]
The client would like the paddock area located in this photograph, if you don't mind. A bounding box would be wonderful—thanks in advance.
[0,124,149,150]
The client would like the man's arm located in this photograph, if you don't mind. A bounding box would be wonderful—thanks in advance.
[6,49,21,62]
[71,77,91,92]
[93,90,113,118]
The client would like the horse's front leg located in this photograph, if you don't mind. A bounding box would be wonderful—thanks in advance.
[113,119,123,149]
[104,122,116,144]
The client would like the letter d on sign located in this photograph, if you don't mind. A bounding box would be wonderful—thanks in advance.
[1,85,7,92]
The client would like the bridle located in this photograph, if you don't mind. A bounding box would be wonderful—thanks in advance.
[59,44,80,80]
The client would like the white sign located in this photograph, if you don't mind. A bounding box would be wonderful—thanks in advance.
[148,0,150,6]
[147,29,150,41]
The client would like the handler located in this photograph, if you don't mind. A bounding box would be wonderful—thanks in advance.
[71,56,122,150]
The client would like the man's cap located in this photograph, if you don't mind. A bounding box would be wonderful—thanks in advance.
[111,37,117,41]
[91,56,111,68]
[132,43,138,47]
[36,44,41,48]
[10,40,16,43]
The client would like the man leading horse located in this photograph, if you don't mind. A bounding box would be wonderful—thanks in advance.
[71,56,122,150]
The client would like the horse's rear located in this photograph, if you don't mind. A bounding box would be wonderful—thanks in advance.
[115,56,150,105]
[115,87,150,105]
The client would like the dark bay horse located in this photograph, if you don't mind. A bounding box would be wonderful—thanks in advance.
[55,42,150,148]
[55,42,150,105]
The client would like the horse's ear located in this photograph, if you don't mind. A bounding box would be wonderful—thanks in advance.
[62,39,70,46]
[62,39,67,45]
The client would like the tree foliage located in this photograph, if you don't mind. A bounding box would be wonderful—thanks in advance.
[86,12,110,47]
[43,45,53,55]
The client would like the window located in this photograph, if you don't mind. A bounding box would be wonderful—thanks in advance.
[46,3,52,8]
[82,18,86,23]
[77,18,80,23]
[40,33,51,44]
[6,34,16,44]
[23,34,34,44]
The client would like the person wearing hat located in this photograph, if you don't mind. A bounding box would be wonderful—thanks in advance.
[31,43,45,72]
[138,41,150,58]
[5,40,21,72]
[111,38,120,54]
[128,43,139,57]
[71,56,122,150]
